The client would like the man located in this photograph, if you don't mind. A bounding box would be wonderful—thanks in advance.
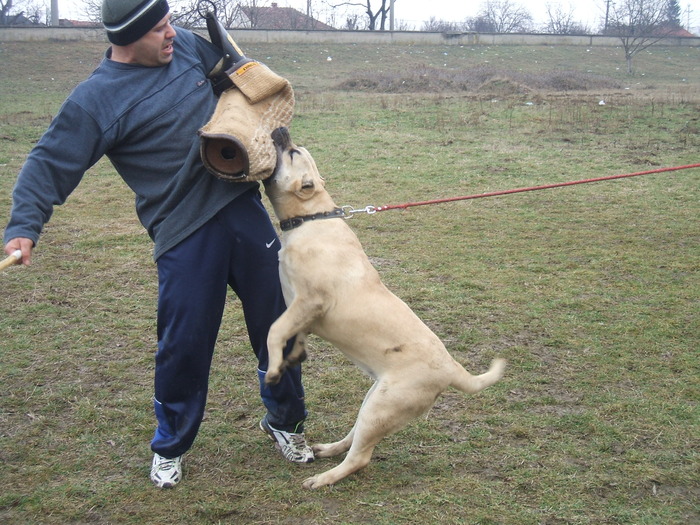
[3,0,313,489]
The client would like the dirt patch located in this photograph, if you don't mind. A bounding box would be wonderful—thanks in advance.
[338,64,622,94]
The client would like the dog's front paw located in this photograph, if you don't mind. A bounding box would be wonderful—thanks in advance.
[302,475,328,490]
[285,350,308,367]
[264,369,283,385]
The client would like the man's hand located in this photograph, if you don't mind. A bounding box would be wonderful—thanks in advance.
[4,237,34,266]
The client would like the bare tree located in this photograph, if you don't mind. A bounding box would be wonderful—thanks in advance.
[605,0,676,74]
[422,16,461,32]
[1,0,14,25]
[330,0,391,30]
[171,0,248,28]
[463,15,496,32]
[478,0,533,33]
[76,0,336,30]
[343,13,363,30]
[543,2,589,34]
[392,19,414,30]
[1,0,47,25]
[78,0,244,28]
[79,0,102,23]
[22,0,44,23]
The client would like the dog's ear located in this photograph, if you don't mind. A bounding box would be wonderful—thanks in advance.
[294,176,316,199]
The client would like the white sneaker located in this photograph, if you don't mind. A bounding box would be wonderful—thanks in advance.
[260,416,315,463]
[150,453,182,488]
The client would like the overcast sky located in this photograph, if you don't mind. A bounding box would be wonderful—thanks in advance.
[57,0,700,32]
[318,0,608,29]
[302,0,699,31]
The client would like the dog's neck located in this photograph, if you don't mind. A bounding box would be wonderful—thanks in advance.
[269,190,338,221]
[279,207,346,231]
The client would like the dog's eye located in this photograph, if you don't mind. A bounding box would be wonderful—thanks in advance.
[289,149,301,158]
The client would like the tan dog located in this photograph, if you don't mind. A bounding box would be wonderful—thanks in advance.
[263,127,505,489]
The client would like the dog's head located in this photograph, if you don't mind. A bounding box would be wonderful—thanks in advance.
[264,127,335,220]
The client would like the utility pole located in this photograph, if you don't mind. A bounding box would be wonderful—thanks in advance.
[51,0,59,26]
[390,0,395,31]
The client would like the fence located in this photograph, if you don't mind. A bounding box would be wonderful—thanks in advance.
[1,26,699,47]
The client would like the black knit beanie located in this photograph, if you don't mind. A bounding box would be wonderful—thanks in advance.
[102,0,170,46]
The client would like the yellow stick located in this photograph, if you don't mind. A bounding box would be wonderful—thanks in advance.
[0,250,22,272]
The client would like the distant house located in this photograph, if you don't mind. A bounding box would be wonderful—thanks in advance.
[659,26,695,37]
[59,19,101,28]
[240,2,334,31]
[2,13,44,26]
[605,24,697,38]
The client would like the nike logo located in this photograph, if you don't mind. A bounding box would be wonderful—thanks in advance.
[266,239,276,248]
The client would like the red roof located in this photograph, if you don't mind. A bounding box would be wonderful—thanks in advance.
[241,4,334,31]
[663,27,695,37]
[59,19,101,28]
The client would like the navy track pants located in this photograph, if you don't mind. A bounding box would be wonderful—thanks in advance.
[150,189,307,458]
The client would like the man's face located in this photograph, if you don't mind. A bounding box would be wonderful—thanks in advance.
[124,13,177,67]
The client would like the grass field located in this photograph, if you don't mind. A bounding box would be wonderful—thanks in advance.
[1,39,698,524]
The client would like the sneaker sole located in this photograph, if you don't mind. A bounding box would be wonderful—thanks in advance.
[153,481,177,489]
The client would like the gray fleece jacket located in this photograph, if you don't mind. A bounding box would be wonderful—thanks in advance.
[3,28,256,260]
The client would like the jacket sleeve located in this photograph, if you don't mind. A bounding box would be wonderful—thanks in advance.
[3,98,107,246]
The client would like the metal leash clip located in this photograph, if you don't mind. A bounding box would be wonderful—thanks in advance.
[341,205,377,219]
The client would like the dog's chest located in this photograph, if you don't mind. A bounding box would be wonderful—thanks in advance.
[277,226,370,299]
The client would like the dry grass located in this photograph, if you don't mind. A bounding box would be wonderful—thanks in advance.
[337,64,623,94]
[0,39,698,524]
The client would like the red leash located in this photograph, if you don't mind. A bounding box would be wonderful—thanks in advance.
[343,163,700,216]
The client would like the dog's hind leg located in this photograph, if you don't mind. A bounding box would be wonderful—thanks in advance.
[302,379,433,489]
[312,381,379,460]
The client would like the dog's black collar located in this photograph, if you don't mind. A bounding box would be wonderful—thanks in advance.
[279,208,346,231]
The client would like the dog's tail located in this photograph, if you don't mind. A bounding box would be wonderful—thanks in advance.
[450,358,506,394]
